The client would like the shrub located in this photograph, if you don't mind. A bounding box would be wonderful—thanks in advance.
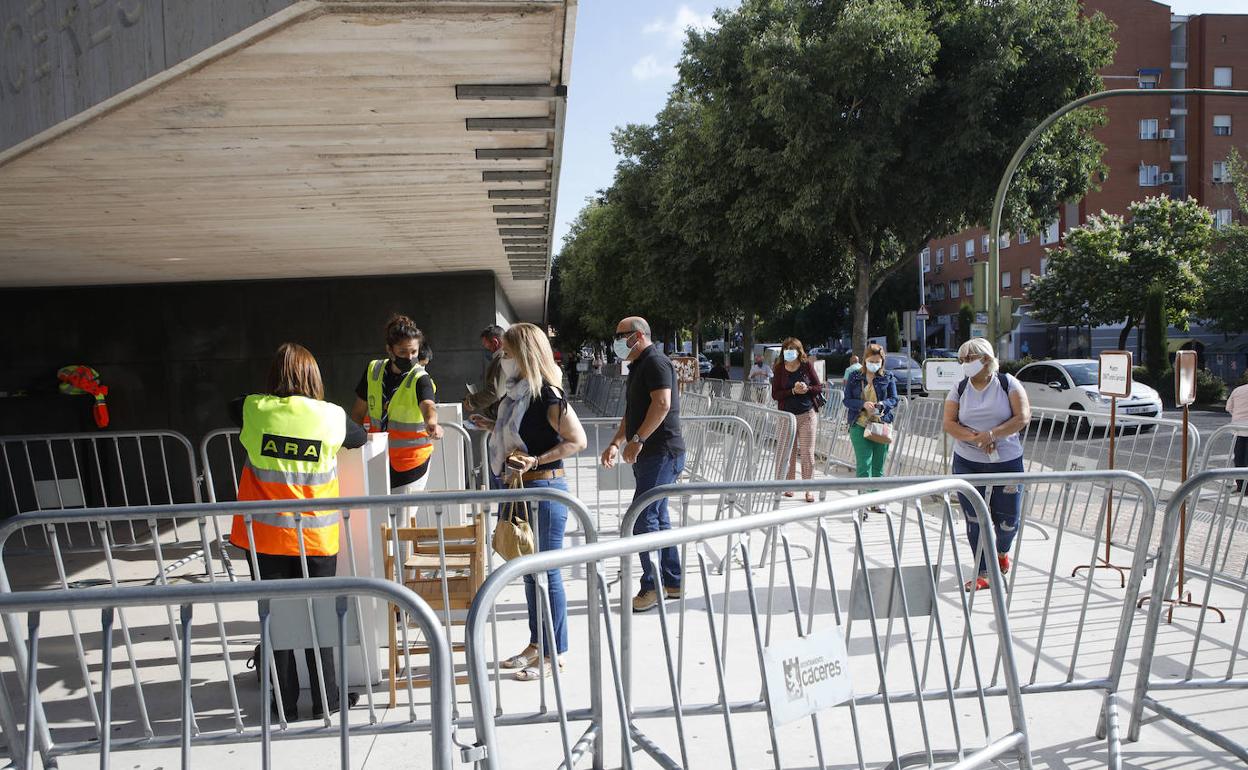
[1239,368,1248,388]
[999,356,1039,376]
[1195,368,1228,404]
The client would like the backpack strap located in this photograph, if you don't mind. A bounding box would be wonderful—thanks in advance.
[958,372,1011,398]
[956,377,969,398]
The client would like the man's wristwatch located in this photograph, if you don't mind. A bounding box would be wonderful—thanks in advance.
[629,433,645,445]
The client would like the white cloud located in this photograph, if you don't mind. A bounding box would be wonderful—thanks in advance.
[631,54,669,81]
[642,5,717,48]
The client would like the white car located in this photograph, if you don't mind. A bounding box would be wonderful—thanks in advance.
[1015,359,1162,428]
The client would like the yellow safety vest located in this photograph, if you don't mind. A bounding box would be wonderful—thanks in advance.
[229,394,346,557]
[366,359,436,473]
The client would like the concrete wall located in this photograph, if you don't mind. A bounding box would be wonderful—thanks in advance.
[0,272,513,442]
[0,0,299,151]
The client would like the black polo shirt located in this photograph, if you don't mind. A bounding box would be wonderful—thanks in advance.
[624,345,684,459]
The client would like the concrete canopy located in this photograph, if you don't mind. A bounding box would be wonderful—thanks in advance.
[0,0,575,321]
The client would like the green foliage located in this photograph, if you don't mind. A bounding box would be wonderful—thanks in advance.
[1195,368,1228,405]
[1144,283,1168,377]
[1205,224,1248,333]
[1028,197,1216,349]
[957,304,975,346]
[999,356,1040,376]
[885,312,902,354]
[1238,369,1248,388]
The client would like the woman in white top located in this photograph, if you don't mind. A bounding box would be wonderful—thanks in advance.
[1227,381,1248,494]
[942,338,1031,591]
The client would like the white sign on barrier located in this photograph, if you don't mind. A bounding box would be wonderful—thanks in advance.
[1098,350,1133,398]
[763,628,853,726]
[922,358,961,393]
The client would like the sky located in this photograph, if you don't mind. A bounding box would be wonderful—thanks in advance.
[553,0,1247,248]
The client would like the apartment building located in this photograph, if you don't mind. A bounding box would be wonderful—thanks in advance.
[921,0,1248,356]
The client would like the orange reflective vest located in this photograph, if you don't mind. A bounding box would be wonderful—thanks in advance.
[229,394,347,557]
[365,359,436,474]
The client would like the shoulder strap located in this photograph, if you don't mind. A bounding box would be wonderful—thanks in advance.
[998,372,1010,394]
[957,377,969,398]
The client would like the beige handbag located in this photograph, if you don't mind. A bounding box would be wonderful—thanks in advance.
[492,456,536,560]
[865,420,893,445]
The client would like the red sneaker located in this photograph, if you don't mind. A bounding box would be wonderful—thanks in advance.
[998,554,1010,575]
[964,576,990,592]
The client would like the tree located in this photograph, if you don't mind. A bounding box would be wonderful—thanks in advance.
[885,312,901,354]
[679,0,1115,354]
[958,304,975,346]
[1143,283,1168,379]
[1205,149,1248,333]
[1028,196,1216,348]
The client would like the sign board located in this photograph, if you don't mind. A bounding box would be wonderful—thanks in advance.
[762,628,853,727]
[975,311,989,325]
[1174,350,1197,406]
[916,305,930,321]
[922,358,962,393]
[810,359,826,383]
[970,323,988,339]
[1097,350,1133,398]
[671,356,699,386]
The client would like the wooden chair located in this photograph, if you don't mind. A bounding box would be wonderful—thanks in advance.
[381,513,487,705]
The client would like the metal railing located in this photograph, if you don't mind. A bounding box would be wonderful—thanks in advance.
[467,479,1034,770]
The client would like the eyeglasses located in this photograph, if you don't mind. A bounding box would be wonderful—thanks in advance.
[613,331,633,340]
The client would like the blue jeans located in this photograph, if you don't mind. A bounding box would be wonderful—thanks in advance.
[632,451,686,592]
[523,477,569,654]
[951,454,1026,574]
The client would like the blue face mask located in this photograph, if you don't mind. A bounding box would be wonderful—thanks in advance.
[613,335,633,360]
[783,349,798,362]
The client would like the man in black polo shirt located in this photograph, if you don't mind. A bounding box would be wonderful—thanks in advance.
[601,316,686,612]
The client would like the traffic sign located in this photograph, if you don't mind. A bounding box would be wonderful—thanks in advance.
[916,305,930,321]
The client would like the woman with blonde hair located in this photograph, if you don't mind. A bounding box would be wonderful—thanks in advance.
[478,322,587,680]
[771,337,825,502]
[942,337,1031,591]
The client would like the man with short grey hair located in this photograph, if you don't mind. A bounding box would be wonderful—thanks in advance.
[601,316,686,612]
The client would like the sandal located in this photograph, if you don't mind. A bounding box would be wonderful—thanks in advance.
[782,492,795,498]
[515,657,565,681]
[501,645,539,670]
[964,576,990,592]
[804,493,815,503]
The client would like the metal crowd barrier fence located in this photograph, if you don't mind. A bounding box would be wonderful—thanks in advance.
[1197,422,1248,473]
[1128,468,1248,760]
[0,488,596,769]
[0,577,454,770]
[0,430,202,550]
[467,479,1034,770]
[617,470,1158,769]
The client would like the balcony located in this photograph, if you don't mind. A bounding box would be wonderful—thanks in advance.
[1171,44,1187,63]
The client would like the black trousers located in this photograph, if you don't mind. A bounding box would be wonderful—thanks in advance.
[249,552,340,716]
[1235,436,1248,492]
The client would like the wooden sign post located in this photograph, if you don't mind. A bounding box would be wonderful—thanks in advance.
[1073,350,1133,587]
[1137,350,1226,622]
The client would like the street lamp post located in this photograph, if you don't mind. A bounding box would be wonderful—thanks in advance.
[987,87,1248,349]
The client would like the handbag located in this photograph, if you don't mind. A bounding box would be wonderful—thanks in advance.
[865,420,893,445]
[492,456,536,560]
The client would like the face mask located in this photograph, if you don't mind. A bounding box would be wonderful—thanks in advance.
[392,356,415,373]
[783,349,798,362]
[501,358,520,381]
[962,359,985,379]
[866,361,882,373]
[613,336,633,360]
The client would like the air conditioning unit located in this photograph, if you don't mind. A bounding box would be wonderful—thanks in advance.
[1159,128,1176,139]
[1160,172,1175,183]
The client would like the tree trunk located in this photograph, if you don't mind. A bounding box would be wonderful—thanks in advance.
[851,252,872,355]
[694,306,702,357]
[1117,317,1135,351]
[742,307,756,382]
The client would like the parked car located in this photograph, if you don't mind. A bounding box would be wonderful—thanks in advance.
[698,353,713,375]
[1015,359,1162,428]
[808,346,833,358]
[885,353,925,395]
[926,348,958,360]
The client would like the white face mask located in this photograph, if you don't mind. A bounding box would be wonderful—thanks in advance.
[783,349,798,362]
[613,335,633,360]
[501,357,520,381]
[962,359,985,379]
[865,361,882,373]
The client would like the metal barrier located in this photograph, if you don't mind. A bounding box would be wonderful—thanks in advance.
[0,430,201,549]
[0,577,454,770]
[0,487,597,769]
[1197,422,1248,473]
[1127,468,1248,760]
[467,479,1034,770]
[617,470,1159,769]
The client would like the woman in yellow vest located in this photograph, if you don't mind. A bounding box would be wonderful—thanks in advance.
[229,343,366,721]
[350,314,442,493]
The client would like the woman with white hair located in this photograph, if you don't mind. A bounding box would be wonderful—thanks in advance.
[942,338,1031,592]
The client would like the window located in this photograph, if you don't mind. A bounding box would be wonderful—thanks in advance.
[1138,71,1160,89]
[1214,115,1232,136]
[1002,271,1012,289]
[950,280,960,299]
[981,234,991,254]
[963,239,973,259]
[999,233,1011,249]
[1018,230,1030,245]
[1214,67,1232,88]
[1017,365,1054,385]
[1040,219,1060,245]
[1139,164,1160,187]
[935,284,946,301]
[1213,161,1229,183]
[950,243,959,261]
[920,248,931,273]
[936,247,944,266]
[1021,267,1032,286]
[964,278,973,296]
[1040,256,1050,276]
[1139,118,1159,140]
[1216,209,1233,230]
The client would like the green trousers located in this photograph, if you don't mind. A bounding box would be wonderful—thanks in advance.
[849,424,889,480]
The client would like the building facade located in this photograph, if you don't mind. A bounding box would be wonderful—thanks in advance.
[921,0,1248,360]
